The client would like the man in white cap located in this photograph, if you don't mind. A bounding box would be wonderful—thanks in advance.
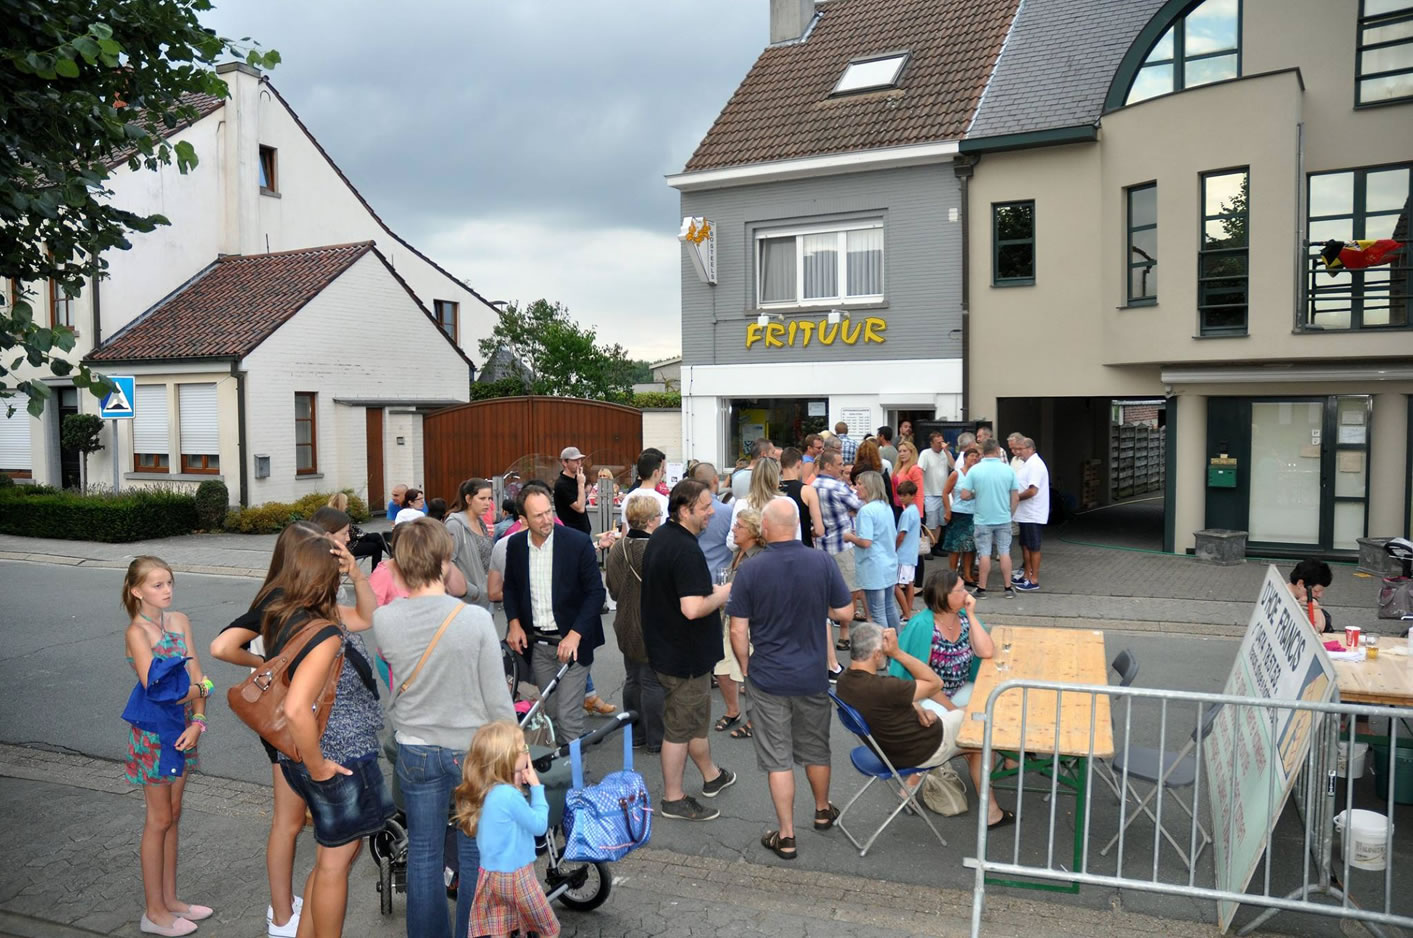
[554,445,592,535]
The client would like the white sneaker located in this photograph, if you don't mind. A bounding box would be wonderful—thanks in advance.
[267,897,302,938]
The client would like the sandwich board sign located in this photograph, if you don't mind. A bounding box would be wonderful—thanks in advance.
[99,376,136,419]
[1206,565,1336,931]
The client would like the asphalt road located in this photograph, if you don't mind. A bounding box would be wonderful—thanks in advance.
[3,558,1400,937]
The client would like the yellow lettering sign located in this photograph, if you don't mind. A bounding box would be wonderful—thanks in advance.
[744,316,888,349]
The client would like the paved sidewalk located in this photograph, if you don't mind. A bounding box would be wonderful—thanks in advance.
[0,519,1396,635]
[0,743,1239,938]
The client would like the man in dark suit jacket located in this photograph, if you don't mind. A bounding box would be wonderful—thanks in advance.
[504,487,606,742]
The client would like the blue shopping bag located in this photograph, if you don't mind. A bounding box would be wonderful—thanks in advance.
[562,723,652,862]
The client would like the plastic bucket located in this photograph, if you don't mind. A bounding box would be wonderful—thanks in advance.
[1333,809,1392,871]
[1336,741,1369,778]
[1372,742,1413,805]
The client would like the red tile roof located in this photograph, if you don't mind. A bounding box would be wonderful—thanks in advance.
[683,0,1020,172]
[106,91,226,169]
[89,243,374,362]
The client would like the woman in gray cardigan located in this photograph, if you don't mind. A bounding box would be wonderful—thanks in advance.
[446,478,494,610]
[370,518,514,938]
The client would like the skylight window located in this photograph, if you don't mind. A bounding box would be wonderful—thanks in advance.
[834,53,908,94]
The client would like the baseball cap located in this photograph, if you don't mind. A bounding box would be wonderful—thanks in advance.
[560,446,585,460]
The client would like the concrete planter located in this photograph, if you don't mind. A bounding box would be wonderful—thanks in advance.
[1194,528,1247,565]
[1356,538,1402,577]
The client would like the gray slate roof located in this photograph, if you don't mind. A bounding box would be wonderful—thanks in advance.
[966,0,1166,140]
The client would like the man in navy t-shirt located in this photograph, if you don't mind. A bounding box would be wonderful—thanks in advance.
[727,499,854,859]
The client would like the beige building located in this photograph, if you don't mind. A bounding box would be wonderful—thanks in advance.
[963,0,1412,556]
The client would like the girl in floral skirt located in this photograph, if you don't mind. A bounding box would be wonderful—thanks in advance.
[121,556,213,936]
[454,722,559,938]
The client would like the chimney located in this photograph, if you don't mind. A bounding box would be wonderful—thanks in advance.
[770,0,817,44]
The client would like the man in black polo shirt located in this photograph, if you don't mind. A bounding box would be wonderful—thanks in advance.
[642,478,735,821]
[553,445,592,535]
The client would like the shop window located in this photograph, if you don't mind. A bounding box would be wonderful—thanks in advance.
[1305,163,1410,330]
[434,299,459,342]
[992,201,1035,286]
[1126,183,1158,304]
[727,398,830,463]
[1358,0,1413,105]
[132,384,169,473]
[178,383,219,474]
[1126,0,1241,105]
[754,221,884,307]
[259,145,279,194]
[1198,168,1249,335]
[295,392,318,474]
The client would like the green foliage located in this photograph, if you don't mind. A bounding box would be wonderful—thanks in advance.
[470,376,531,401]
[60,413,105,454]
[222,489,370,534]
[630,391,681,409]
[476,299,635,403]
[0,484,196,541]
[1,0,278,416]
[193,478,228,530]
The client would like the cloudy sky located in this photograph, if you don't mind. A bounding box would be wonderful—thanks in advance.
[201,1,766,362]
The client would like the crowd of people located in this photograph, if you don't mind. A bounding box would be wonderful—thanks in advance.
[118,425,1051,937]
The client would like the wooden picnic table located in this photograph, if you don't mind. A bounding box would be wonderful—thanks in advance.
[1330,639,1413,707]
[958,625,1115,758]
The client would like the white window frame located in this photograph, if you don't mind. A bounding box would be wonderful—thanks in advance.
[834,53,909,95]
[754,220,885,309]
[178,383,220,473]
[132,384,171,473]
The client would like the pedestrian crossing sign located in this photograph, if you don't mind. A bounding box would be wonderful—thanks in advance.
[99,375,136,419]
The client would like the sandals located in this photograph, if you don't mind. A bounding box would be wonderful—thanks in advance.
[761,830,797,859]
[835,638,852,652]
[814,803,840,831]
[730,722,754,739]
[714,713,741,732]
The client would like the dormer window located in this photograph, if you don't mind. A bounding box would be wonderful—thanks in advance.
[833,53,909,95]
[1125,0,1240,105]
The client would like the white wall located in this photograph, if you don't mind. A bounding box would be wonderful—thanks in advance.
[240,252,469,504]
[641,409,683,462]
[384,411,424,497]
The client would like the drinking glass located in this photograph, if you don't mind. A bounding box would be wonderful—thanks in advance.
[715,567,729,586]
[1366,634,1379,660]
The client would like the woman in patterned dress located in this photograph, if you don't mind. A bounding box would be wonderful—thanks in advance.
[891,569,1008,826]
[122,556,213,936]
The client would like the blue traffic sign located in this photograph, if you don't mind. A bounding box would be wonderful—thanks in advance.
[99,375,136,419]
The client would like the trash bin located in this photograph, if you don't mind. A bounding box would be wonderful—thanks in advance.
[1371,740,1413,805]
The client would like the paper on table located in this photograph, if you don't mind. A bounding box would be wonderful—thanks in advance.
[1326,647,1366,662]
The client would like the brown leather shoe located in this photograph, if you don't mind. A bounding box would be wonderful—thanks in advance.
[583,695,618,715]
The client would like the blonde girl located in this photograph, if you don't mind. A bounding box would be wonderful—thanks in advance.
[454,722,559,938]
[121,556,212,936]
[726,456,798,551]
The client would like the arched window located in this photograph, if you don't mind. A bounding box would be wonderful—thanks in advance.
[1125,0,1241,105]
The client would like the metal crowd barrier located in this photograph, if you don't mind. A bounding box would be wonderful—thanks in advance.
[965,679,1413,938]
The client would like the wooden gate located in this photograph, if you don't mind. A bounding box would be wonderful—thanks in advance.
[422,396,643,504]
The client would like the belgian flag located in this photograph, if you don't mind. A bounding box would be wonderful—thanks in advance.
[1318,238,1404,274]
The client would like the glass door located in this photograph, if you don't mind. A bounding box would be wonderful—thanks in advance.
[1248,401,1323,546]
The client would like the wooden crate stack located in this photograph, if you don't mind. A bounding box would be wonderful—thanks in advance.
[1109,424,1166,499]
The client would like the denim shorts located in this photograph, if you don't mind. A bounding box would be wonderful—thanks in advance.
[281,754,395,847]
[972,523,1012,556]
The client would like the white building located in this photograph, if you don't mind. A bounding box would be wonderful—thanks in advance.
[0,62,497,507]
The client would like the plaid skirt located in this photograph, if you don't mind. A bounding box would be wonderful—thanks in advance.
[467,865,560,938]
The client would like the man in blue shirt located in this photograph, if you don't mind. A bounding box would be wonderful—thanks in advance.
[691,462,732,577]
[728,499,854,859]
[957,439,1019,598]
[386,483,407,521]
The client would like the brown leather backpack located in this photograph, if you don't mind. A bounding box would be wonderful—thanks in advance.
[228,619,344,762]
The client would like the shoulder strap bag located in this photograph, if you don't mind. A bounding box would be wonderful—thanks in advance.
[227,618,344,762]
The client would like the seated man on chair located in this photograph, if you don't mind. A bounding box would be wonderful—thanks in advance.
[835,623,1012,828]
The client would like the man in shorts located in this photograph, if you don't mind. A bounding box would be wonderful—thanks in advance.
[1012,437,1049,591]
[728,499,854,858]
[957,439,1019,598]
[642,479,736,821]
[918,431,952,555]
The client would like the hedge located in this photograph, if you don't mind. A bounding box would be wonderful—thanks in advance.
[631,391,681,409]
[0,485,198,542]
[223,490,371,535]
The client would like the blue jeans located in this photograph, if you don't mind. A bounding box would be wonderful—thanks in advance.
[396,743,480,938]
[864,587,901,631]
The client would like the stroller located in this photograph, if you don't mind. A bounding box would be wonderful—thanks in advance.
[368,642,633,916]
[1377,537,1413,620]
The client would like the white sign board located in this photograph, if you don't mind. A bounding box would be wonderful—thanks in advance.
[678,216,716,284]
[1207,565,1336,932]
[839,407,871,441]
[664,461,685,488]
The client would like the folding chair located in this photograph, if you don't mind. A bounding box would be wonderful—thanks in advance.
[827,692,948,856]
[1094,650,1141,800]
[1100,703,1222,869]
